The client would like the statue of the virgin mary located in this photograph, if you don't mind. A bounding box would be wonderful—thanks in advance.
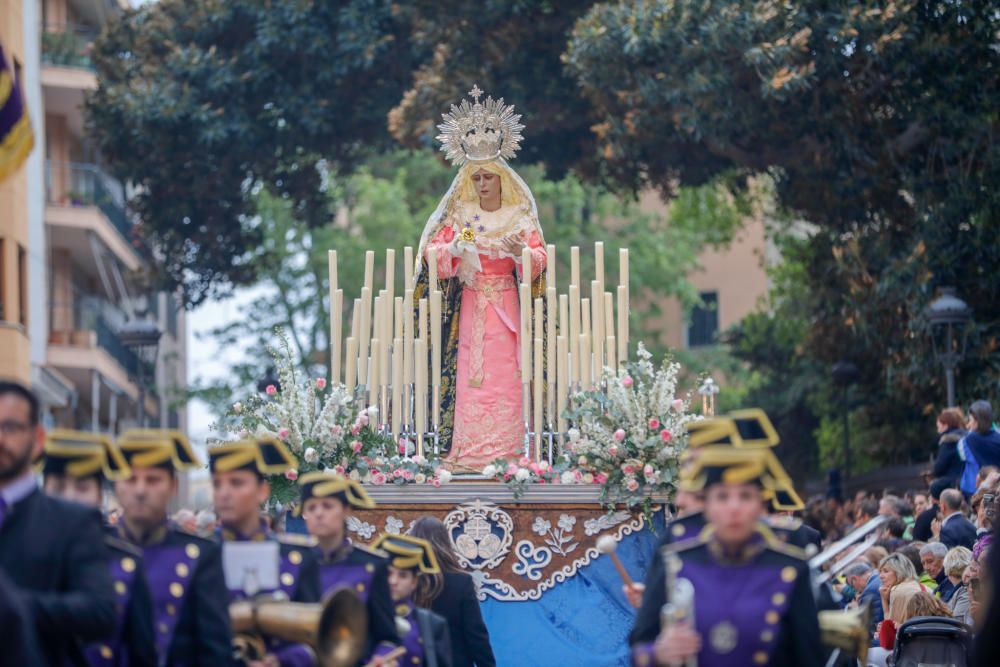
[413,86,546,472]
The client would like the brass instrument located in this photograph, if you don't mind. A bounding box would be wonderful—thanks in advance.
[810,516,889,586]
[819,605,872,667]
[229,588,368,667]
[660,552,696,667]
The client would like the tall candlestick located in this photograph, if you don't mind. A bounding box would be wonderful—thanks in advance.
[418,297,429,343]
[428,247,438,289]
[533,337,544,460]
[414,338,428,456]
[594,241,605,286]
[557,335,568,440]
[394,297,404,340]
[591,280,604,373]
[581,298,591,345]
[569,284,580,385]
[403,289,414,387]
[617,285,628,364]
[534,297,544,359]
[580,333,592,390]
[385,247,395,305]
[363,251,375,294]
[570,246,580,289]
[358,286,372,393]
[344,337,358,395]
[604,291,615,358]
[331,289,343,384]
[606,335,617,373]
[521,246,532,285]
[404,246,414,290]
[369,338,380,407]
[391,336,403,439]
[559,294,569,340]
[546,287,557,424]
[520,284,532,381]
[546,243,555,287]
[379,293,391,389]
[372,294,384,395]
[351,298,361,342]
[430,290,442,427]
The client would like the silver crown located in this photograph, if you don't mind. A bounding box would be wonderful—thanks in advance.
[436,85,525,166]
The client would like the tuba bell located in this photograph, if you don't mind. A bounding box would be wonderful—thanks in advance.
[818,604,872,664]
[230,587,368,667]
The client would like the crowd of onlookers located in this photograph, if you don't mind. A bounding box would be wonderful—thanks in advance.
[800,402,1000,665]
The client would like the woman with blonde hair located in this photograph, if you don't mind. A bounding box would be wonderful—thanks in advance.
[943,546,973,622]
[876,552,927,653]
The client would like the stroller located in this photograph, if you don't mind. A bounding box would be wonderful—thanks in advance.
[890,616,972,667]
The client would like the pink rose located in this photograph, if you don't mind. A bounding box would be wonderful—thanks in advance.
[315,378,327,390]
[626,478,640,492]
[644,464,654,476]
[334,465,345,475]
[330,425,343,438]
[265,384,277,396]
[613,429,626,442]
[278,428,289,439]
[351,440,363,454]
[519,456,532,468]
[372,472,386,485]
[530,463,542,475]
[393,469,403,478]
[351,424,361,436]
[537,478,546,485]
[648,418,660,430]
[503,473,512,481]
[622,464,635,475]
[358,414,370,427]
[672,399,684,412]
[660,429,672,442]
[284,469,298,481]
[622,376,634,388]
[403,470,414,481]
[608,445,620,457]
[595,472,608,484]
[507,463,519,475]
[432,478,442,488]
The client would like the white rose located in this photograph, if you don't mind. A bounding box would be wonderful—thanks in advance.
[514,468,531,482]
[582,473,595,484]
[414,473,427,484]
[361,472,371,482]
[437,469,453,484]
[538,460,550,471]
[482,464,497,478]
[232,402,243,414]
[303,447,319,464]
[366,405,379,416]
[560,471,576,485]
[348,469,360,481]
[567,428,581,443]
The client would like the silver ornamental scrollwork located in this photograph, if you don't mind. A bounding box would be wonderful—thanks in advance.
[530,513,578,557]
[346,516,376,540]
[443,499,514,570]
[385,516,403,535]
[583,510,631,536]
[512,540,552,581]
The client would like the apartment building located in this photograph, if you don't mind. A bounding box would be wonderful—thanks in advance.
[5,0,188,436]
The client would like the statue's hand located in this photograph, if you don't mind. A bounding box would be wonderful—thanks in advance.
[501,236,525,257]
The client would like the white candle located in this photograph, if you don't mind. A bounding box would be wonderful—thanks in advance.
[604,291,615,357]
[344,337,358,395]
[364,251,375,294]
[580,333,591,390]
[414,338,428,455]
[520,284,532,381]
[385,248,395,307]
[430,290,442,426]
[351,298,361,342]
[570,246,580,289]
[546,243,555,287]
[404,246,414,290]
[606,335,617,373]
[591,280,604,373]
[403,289,414,387]
[428,247,438,289]
[521,246,532,285]
[369,338,380,407]
[533,337,544,460]
[391,336,403,439]
[557,335,568,439]
[331,289,342,384]
[419,297,429,343]
[617,285,628,364]
[569,284,580,385]
[534,297,544,358]
[394,297,404,341]
[546,286,557,423]
[594,241,605,286]
[358,286,372,393]
[380,293,391,389]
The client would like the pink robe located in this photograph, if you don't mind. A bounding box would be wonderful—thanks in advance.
[426,209,546,470]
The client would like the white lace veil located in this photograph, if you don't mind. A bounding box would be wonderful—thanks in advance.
[413,158,544,281]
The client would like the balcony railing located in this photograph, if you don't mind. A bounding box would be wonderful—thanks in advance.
[46,160,135,243]
[41,23,98,71]
[50,298,144,378]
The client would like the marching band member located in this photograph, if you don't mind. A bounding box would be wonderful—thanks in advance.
[298,471,398,657]
[630,446,822,667]
[42,430,156,667]
[0,381,116,666]
[370,534,453,667]
[116,430,235,666]
[209,438,321,667]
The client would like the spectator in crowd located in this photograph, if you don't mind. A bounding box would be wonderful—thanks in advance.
[943,547,973,623]
[914,479,949,542]
[879,517,908,552]
[880,495,903,519]
[195,509,217,537]
[966,401,1000,469]
[878,552,926,632]
[865,546,890,570]
[912,492,929,518]
[931,408,967,488]
[899,545,936,591]
[173,508,197,533]
[919,542,956,601]
[939,489,977,549]
[856,498,880,527]
[844,560,883,636]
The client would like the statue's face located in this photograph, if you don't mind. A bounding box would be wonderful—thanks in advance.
[472,169,501,203]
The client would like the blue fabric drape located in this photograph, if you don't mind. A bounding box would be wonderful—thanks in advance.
[481,512,664,667]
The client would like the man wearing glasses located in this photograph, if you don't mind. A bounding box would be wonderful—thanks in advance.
[0,380,116,664]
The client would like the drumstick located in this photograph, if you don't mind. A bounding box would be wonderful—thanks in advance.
[363,645,407,667]
[596,535,634,587]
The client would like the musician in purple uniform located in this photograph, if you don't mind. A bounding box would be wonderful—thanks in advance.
[298,471,398,657]
[630,446,822,667]
[209,438,321,667]
[369,534,452,667]
[41,430,155,667]
[115,429,236,667]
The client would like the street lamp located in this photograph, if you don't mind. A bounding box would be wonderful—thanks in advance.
[832,360,859,479]
[925,287,973,408]
[120,309,162,427]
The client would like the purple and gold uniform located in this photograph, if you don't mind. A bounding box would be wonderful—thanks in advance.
[298,471,398,656]
[42,430,156,667]
[117,430,235,667]
[371,534,452,667]
[210,438,321,667]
